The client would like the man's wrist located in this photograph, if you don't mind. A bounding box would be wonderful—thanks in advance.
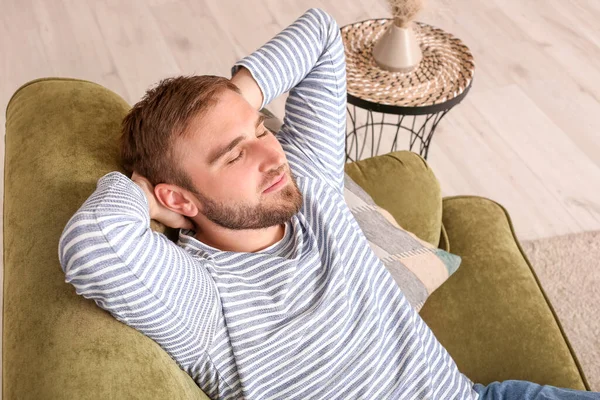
[131,177,158,219]
[230,66,264,110]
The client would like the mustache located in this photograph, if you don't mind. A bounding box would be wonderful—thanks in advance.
[261,164,286,188]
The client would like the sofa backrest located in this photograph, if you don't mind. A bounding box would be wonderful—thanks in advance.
[4,78,209,400]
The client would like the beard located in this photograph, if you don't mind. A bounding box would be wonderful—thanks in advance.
[194,171,303,230]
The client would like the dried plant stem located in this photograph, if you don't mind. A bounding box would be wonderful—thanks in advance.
[388,0,425,28]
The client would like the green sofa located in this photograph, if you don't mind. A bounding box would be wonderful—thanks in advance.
[3,78,591,399]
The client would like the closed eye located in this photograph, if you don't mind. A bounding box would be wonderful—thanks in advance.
[228,150,244,164]
[255,124,271,139]
[227,129,270,165]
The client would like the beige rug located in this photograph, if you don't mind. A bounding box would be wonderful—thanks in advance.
[521,231,600,391]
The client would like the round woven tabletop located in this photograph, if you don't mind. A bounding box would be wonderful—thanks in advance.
[341,19,475,108]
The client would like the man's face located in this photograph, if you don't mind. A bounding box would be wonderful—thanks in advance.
[177,89,302,230]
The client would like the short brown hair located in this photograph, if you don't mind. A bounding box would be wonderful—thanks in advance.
[120,75,241,192]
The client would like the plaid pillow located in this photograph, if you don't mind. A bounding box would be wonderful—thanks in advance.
[344,174,461,311]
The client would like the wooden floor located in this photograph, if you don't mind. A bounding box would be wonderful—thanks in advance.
[1,0,600,395]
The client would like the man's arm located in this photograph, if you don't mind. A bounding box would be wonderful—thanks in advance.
[230,66,263,111]
[58,172,220,369]
[231,8,347,192]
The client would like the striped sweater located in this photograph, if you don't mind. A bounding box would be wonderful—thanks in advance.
[59,8,478,400]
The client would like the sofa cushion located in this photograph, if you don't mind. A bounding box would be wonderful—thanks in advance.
[344,151,443,248]
[344,175,461,311]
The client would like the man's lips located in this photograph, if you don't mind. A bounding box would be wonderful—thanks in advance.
[263,172,286,193]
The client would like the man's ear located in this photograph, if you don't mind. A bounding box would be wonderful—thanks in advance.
[154,183,199,218]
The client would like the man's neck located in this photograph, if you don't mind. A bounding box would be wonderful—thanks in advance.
[193,223,286,253]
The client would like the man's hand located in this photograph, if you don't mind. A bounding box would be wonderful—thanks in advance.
[131,171,194,230]
[231,66,264,110]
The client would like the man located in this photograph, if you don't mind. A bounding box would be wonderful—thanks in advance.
[59,8,599,400]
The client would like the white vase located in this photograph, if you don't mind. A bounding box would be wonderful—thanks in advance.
[373,21,422,73]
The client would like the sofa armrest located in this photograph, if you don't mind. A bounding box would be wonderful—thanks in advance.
[419,195,590,390]
[345,151,443,247]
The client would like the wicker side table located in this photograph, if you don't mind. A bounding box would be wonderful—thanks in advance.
[341,19,475,161]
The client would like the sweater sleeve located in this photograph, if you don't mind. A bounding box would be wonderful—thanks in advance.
[58,171,220,369]
[231,8,347,193]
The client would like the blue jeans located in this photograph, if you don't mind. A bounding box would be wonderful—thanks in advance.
[474,381,600,399]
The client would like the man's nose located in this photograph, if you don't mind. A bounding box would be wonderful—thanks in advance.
[257,142,285,173]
